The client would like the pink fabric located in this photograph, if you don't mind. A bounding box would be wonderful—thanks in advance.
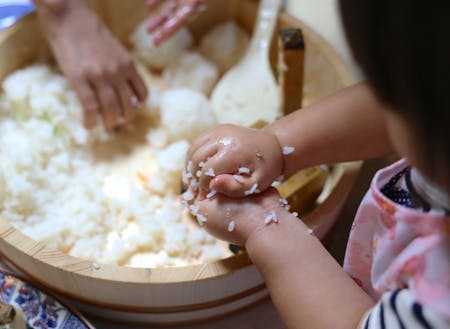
[343,159,450,320]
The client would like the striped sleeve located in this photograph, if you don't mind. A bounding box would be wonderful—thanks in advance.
[359,289,450,329]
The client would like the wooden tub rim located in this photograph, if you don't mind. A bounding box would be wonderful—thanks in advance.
[0,6,360,288]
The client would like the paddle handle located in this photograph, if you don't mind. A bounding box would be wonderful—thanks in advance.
[248,0,282,54]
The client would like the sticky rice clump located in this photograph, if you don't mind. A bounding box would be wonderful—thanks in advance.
[0,65,229,267]
[163,51,219,96]
[199,21,249,73]
[130,18,193,70]
[160,88,217,142]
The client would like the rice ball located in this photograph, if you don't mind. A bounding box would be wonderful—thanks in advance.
[156,140,190,174]
[199,21,249,73]
[130,19,194,70]
[163,51,219,95]
[160,88,216,142]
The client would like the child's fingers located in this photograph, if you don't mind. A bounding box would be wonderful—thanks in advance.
[198,155,246,193]
[185,142,218,184]
[186,130,215,162]
[209,174,253,197]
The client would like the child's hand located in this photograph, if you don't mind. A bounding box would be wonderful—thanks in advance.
[191,187,286,246]
[185,124,284,198]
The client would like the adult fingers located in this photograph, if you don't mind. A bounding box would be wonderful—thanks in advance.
[94,82,122,131]
[152,3,195,45]
[127,65,148,102]
[73,80,98,129]
[147,1,177,33]
[146,0,164,10]
[115,80,138,124]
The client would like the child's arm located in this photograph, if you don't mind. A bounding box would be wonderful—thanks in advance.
[246,208,374,329]
[195,188,374,329]
[268,82,394,176]
[186,82,393,198]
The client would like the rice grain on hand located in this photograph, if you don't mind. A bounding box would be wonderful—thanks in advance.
[227,220,235,232]
[244,183,258,195]
[282,146,295,155]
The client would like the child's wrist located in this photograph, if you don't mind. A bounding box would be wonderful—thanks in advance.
[263,126,286,177]
[243,198,301,249]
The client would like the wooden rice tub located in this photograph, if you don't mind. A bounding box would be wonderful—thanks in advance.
[0,0,360,325]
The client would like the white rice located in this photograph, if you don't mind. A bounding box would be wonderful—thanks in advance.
[190,178,199,189]
[182,189,194,201]
[244,183,258,196]
[196,213,208,223]
[0,65,230,268]
[227,220,235,232]
[205,168,215,177]
[160,88,217,143]
[279,197,288,205]
[238,167,250,175]
[206,190,217,199]
[282,146,295,155]
[189,204,200,216]
[271,210,278,223]
[163,51,219,96]
[264,213,274,225]
[199,21,249,73]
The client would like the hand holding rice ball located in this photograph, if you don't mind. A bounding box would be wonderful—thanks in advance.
[185,124,285,199]
[191,187,286,246]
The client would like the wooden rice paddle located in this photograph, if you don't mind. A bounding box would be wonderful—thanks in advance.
[210,0,282,127]
[276,28,326,216]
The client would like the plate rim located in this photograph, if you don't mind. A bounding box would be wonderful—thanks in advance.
[0,268,96,329]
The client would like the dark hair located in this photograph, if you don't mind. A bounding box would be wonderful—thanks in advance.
[339,0,450,193]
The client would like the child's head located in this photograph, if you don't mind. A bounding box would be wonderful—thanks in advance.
[339,0,450,194]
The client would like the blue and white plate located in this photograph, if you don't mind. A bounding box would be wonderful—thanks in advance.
[0,270,94,329]
[0,1,35,30]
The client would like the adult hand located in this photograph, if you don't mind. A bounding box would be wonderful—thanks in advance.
[147,0,204,45]
[185,124,284,198]
[36,0,147,131]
